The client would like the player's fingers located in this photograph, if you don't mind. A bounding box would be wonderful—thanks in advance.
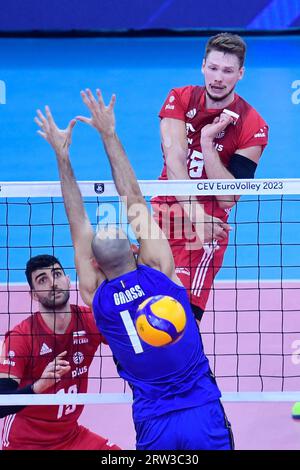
[220,222,232,232]
[80,90,92,108]
[96,88,105,109]
[56,350,68,358]
[37,130,48,140]
[57,365,71,377]
[219,113,233,125]
[34,116,43,128]
[54,360,70,367]
[67,119,77,133]
[215,227,228,240]
[45,105,55,127]
[86,88,97,106]
[36,109,48,126]
[108,93,116,111]
[75,115,92,125]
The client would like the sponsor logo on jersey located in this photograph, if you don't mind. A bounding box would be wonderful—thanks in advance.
[73,351,84,365]
[39,343,53,355]
[186,123,196,133]
[186,108,196,119]
[113,284,146,306]
[175,267,190,276]
[254,128,266,138]
[215,130,225,139]
[73,330,89,345]
[165,95,175,110]
[2,359,15,366]
[72,365,88,378]
[94,183,105,194]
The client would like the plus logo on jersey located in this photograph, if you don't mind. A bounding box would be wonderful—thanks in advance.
[165,95,175,110]
[73,351,84,365]
[254,127,267,138]
[1,350,16,367]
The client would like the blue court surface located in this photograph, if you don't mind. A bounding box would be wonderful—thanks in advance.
[0,35,299,284]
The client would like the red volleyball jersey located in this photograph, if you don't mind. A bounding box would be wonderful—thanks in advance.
[0,305,104,449]
[153,85,269,221]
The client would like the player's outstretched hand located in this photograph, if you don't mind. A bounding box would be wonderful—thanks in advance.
[35,106,76,156]
[77,88,116,138]
[32,351,71,393]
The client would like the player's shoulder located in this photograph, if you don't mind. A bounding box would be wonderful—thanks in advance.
[6,315,36,336]
[70,304,98,329]
[169,85,199,99]
[3,315,36,349]
[235,93,268,125]
[70,304,93,322]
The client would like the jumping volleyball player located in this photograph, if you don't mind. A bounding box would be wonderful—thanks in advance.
[35,89,234,450]
[152,33,269,321]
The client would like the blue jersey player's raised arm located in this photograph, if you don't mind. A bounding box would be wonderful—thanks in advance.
[35,89,234,451]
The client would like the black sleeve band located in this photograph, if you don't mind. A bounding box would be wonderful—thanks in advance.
[0,378,35,418]
[228,153,257,179]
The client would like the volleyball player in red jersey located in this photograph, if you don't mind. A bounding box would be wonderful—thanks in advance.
[0,254,120,450]
[152,33,269,321]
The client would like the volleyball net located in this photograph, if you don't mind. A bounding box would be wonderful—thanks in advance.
[0,178,300,405]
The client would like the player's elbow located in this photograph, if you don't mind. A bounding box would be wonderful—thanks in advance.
[165,155,187,180]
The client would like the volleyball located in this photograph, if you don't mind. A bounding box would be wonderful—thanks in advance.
[135,295,187,347]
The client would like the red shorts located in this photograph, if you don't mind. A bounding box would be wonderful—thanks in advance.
[152,202,229,311]
[58,425,121,450]
[169,237,228,311]
[3,425,121,451]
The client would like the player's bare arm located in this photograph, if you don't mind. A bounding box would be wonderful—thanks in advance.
[77,89,178,282]
[161,117,231,243]
[0,353,70,392]
[35,107,104,306]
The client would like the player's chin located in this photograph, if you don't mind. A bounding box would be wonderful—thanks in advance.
[209,89,227,100]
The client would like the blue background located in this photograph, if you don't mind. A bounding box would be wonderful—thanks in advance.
[0,0,299,31]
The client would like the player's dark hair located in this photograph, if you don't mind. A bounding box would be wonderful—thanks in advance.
[205,33,246,68]
[25,254,64,289]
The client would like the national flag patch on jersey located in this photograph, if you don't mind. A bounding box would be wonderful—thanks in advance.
[39,342,52,355]
[73,330,88,345]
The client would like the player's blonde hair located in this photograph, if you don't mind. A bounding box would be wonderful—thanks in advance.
[205,33,246,68]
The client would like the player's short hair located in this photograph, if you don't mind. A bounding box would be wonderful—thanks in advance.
[204,33,246,68]
[25,254,65,289]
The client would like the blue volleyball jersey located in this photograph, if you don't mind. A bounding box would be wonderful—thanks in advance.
[92,264,221,422]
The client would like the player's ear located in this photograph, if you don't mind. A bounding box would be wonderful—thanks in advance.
[91,257,100,270]
[29,289,38,302]
[238,66,245,81]
[201,59,206,74]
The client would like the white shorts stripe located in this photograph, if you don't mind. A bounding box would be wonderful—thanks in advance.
[191,250,209,292]
[192,244,217,297]
[2,413,16,448]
